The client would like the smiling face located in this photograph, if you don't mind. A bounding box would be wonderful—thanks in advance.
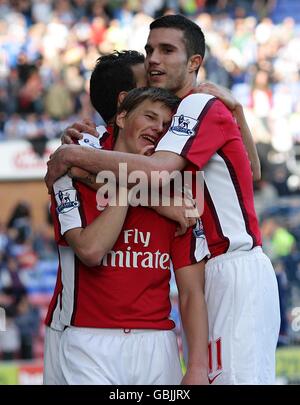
[144,28,200,98]
[115,98,173,155]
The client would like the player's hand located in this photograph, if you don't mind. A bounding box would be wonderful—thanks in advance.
[61,119,98,144]
[153,195,199,236]
[181,368,209,385]
[45,144,75,192]
[174,197,199,237]
[175,215,197,237]
[194,82,241,112]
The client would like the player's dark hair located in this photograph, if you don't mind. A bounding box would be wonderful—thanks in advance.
[114,87,180,139]
[150,14,205,64]
[90,50,145,123]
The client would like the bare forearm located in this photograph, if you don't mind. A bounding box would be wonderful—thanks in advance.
[66,190,128,265]
[234,105,261,181]
[67,147,156,178]
[81,205,128,258]
[45,143,187,192]
[69,168,103,191]
[65,146,186,179]
[179,291,208,372]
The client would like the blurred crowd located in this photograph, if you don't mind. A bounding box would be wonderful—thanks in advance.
[1,0,299,154]
[0,202,57,360]
[1,0,300,185]
[1,0,300,361]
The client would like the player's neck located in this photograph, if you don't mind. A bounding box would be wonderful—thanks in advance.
[175,76,197,99]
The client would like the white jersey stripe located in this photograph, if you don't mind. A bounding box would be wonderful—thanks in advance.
[218,150,256,246]
[156,94,215,155]
[204,153,253,252]
[58,246,76,326]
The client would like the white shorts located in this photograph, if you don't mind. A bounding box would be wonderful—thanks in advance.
[43,326,66,385]
[205,247,280,385]
[59,326,182,385]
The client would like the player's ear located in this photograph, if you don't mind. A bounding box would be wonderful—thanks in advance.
[116,110,127,129]
[117,91,128,107]
[188,54,202,74]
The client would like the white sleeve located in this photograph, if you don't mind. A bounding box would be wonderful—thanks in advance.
[155,93,215,155]
[54,126,107,235]
[53,175,82,236]
[77,126,106,149]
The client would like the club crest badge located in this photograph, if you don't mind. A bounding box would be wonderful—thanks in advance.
[56,189,80,214]
[170,114,198,136]
[193,219,205,239]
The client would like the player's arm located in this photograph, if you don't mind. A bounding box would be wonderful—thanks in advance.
[61,126,110,192]
[67,167,100,191]
[52,120,185,192]
[62,187,128,267]
[66,159,196,237]
[175,261,208,385]
[233,104,261,180]
[45,144,186,192]
[45,93,228,190]
[171,220,210,384]
[195,82,261,180]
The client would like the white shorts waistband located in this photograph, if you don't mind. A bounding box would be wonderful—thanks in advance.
[206,246,263,268]
[67,326,170,335]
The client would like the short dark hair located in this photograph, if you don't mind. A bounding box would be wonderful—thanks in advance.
[90,50,145,123]
[150,14,205,60]
[114,87,180,138]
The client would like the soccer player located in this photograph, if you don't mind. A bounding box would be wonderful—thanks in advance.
[44,51,198,385]
[43,50,148,385]
[45,15,280,385]
[47,87,210,385]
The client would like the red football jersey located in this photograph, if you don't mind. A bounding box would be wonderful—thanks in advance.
[45,126,111,330]
[46,175,209,330]
[156,93,262,258]
[45,128,209,330]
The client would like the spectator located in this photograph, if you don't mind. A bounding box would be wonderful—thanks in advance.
[15,293,40,360]
[44,76,74,120]
[7,202,32,243]
[274,260,289,346]
[261,216,296,261]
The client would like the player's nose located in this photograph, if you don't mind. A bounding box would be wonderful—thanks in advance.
[148,49,161,65]
[152,121,164,136]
